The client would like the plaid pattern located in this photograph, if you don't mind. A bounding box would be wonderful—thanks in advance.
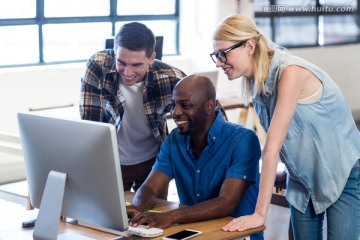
[80,49,186,143]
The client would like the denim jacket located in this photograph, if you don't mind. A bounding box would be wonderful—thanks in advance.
[252,48,360,214]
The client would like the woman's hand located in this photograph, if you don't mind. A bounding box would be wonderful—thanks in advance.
[222,213,265,232]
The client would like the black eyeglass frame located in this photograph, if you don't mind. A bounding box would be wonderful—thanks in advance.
[210,40,247,63]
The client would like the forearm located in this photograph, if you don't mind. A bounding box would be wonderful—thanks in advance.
[254,152,279,219]
[131,185,157,212]
[168,197,236,225]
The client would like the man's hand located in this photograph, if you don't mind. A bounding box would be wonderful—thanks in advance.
[129,212,173,229]
[221,213,265,232]
[126,205,141,219]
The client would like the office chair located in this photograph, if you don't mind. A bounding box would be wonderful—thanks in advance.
[105,36,163,61]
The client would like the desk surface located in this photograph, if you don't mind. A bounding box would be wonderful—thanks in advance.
[0,192,265,240]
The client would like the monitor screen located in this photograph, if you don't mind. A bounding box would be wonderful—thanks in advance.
[17,112,129,239]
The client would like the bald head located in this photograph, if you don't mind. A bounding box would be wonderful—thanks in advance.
[174,74,216,102]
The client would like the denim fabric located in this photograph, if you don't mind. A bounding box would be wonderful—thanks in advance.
[153,111,263,240]
[252,48,360,214]
[290,159,360,240]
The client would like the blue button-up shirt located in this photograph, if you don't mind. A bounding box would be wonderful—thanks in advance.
[153,111,262,239]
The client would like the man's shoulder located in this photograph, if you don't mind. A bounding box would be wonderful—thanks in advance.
[152,60,186,79]
[88,49,116,72]
[221,121,258,140]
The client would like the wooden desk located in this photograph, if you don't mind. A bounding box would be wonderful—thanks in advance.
[0,192,265,240]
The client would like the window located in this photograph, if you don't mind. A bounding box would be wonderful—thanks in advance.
[254,0,360,48]
[0,0,179,67]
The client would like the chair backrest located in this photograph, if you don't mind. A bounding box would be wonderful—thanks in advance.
[105,36,163,61]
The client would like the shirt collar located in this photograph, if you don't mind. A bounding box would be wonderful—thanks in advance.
[207,110,225,146]
[107,49,117,73]
[145,64,154,88]
[185,110,224,151]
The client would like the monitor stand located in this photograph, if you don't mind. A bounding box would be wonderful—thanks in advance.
[33,170,67,240]
[32,170,129,240]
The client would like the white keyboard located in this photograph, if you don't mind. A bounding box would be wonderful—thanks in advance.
[127,225,164,238]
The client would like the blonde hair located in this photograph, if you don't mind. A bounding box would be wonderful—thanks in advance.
[212,14,274,99]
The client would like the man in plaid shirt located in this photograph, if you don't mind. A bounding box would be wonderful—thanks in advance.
[80,22,186,199]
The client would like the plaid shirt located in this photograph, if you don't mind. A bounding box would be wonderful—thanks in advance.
[80,49,186,143]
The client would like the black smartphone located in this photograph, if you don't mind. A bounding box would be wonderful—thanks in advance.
[162,229,202,240]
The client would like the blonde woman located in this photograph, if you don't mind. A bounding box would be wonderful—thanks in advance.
[211,14,360,239]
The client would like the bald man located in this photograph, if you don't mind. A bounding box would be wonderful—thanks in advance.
[126,75,263,239]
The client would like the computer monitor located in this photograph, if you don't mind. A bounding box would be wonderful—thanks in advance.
[17,112,129,240]
[105,36,164,61]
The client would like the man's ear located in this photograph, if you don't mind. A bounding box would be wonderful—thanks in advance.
[206,99,216,115]
[149,52,156,64]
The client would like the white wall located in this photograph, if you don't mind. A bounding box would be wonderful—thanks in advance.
[0,0,359,135]
[178,0,253,73]
[0,64,83,134]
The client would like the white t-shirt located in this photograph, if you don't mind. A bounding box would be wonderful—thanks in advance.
[117,78,160,165]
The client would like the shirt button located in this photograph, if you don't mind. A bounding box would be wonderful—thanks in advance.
[243,175,247,179]
[197,193,200,197]
[197,170,200,173]
[213,137,216,140]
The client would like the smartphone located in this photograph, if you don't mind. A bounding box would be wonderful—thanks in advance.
[162,229,202,240]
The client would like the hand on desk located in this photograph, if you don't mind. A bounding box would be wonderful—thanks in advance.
[127,205,172,229]
[222,213,265,232]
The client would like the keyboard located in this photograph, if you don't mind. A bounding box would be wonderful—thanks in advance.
[127,225,164,237]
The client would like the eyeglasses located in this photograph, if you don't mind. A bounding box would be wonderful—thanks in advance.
[210,41,246,64]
